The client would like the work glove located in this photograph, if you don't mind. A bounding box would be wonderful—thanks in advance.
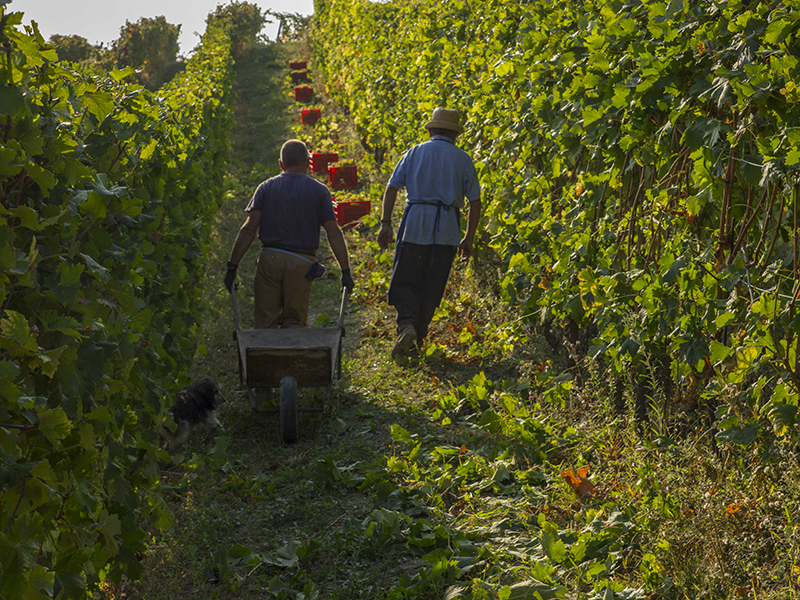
[224,261,238,292]
[341,268,355,293]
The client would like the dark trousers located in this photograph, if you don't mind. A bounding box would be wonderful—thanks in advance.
[388,242,457,341]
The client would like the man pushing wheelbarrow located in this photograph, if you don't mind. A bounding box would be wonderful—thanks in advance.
[223,139,354,443]
[224,138,354,324]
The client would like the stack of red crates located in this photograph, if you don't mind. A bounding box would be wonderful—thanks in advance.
[329,164,358,190]
[334,199,371,226]
[288,60,307,70]
[309,152,338,175]
[301,108,321,126]
[294,86,313,102]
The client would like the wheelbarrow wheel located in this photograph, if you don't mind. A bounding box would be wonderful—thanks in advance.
[280,376,298,444]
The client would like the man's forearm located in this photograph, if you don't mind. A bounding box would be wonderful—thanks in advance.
[327,226,350,271]
[381,185,399,223]
[229,226,257,265]
[464,198,482,240]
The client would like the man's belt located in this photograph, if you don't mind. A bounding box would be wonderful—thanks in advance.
[262,243,317,258]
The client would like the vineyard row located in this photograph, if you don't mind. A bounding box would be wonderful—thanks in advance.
[313,0,800,445]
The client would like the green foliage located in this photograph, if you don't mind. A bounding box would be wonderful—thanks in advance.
[47,34,99,63]
[113,15,182,89]
[312,0,800,447]
[209,539,321,593]
[47,35,115,78]
[349,374,654,599]
[207,1,270,57]
[269,10,312,43]
[0,6,233,597]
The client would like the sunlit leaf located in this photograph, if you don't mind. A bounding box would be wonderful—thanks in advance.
[561,465,596,499]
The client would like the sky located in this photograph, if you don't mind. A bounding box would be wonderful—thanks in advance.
[15,0,314,56]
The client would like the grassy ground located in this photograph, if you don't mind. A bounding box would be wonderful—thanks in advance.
[125,40,800,600]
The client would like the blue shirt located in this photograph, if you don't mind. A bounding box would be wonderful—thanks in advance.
[246,173,336,250]
[388,135,481,246]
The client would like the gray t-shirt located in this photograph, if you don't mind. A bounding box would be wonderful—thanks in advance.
[246,173,336,250]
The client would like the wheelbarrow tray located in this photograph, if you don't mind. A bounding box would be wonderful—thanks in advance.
[230,287,349,441]
[237,327,342,389]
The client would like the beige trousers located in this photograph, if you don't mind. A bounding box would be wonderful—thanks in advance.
[253,248,314,329]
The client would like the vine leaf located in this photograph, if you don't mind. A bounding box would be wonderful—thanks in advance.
[561,465,595,499]
[0,85,26,115]
[36,408,73,444]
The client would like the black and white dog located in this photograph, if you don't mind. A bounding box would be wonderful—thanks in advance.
[159,376,226,450]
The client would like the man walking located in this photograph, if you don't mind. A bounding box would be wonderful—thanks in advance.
[377,107,481,358]
[225,139,354,328]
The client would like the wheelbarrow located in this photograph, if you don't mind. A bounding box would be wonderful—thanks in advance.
[231,286,348,443]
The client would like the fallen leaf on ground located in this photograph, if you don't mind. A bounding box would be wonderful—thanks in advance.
[561,465,596,499]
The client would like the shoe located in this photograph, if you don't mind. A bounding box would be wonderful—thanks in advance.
[391,324,417,358]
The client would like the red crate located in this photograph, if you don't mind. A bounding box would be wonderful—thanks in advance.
[294,86,313,102]
[301,108,321,126]
[309,152,338,174]
[291,70,309,84]
[329,164,358,190]
[288,60,307,70]
[334,200,371,226]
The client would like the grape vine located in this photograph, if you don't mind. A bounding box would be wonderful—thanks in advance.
[313,0,800,444]
[0,4,239,597]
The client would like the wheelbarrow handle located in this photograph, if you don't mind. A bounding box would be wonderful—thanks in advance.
[231,283,241,333]
[337,287,349,331]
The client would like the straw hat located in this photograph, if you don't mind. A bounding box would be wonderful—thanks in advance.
[424,107,464,133]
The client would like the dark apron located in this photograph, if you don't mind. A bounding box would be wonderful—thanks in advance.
[389,200,460,287]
